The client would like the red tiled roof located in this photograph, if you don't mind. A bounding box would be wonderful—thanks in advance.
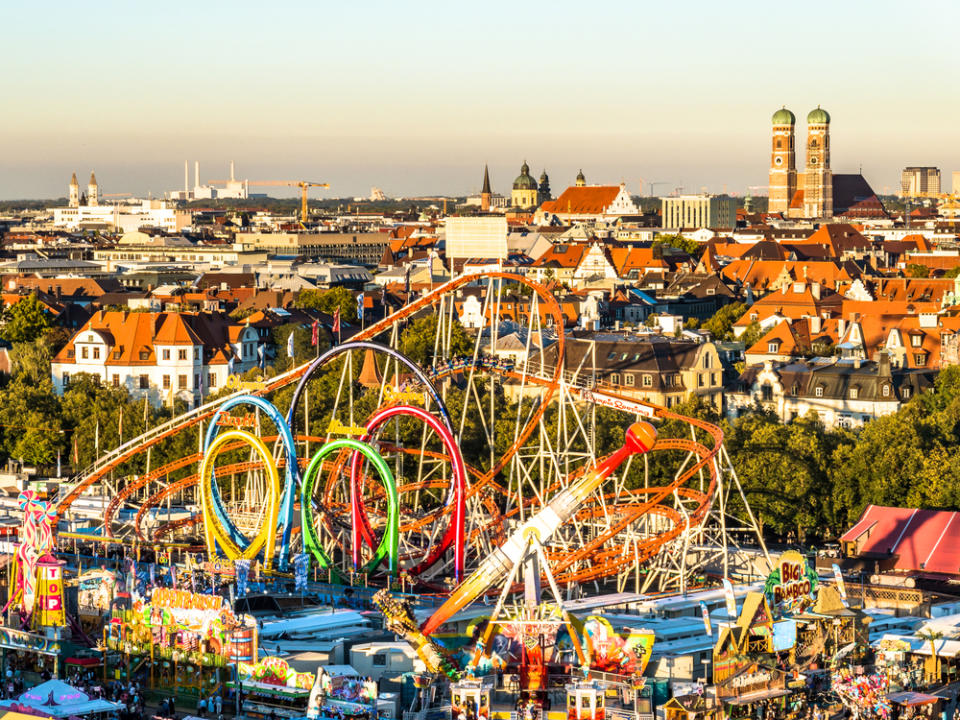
[841,505,960,576]
[540,186,621,215]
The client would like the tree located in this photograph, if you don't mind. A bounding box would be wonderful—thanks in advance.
[701,302,748,340]
[739,321,765,350]
[652,234,703,258]
[906,263,930,278]
[296,287,356,318]
[399,315,473,367]
[0,294,53,343]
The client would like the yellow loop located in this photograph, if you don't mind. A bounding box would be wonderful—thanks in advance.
[198,430,281,568]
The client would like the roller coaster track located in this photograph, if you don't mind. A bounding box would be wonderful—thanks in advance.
[58,272,732,589]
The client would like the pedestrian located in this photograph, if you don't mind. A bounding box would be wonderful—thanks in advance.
[214,695,222,715]
[197,697,207,718]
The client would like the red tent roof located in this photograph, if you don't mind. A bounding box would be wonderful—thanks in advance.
[841,504,960,576]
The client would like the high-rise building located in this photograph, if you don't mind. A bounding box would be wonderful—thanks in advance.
[661,194,737,229]
[803,106,832,218]
[768,107,797,214]
[900,167,940,198]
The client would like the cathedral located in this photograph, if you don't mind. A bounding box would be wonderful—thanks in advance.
[767,107,885,220]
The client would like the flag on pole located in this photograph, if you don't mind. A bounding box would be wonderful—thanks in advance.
[287,331,295,359]
[228,354,236,375]
[72,434,79,465]
[94,419,100,455]
[332,308,341,334]
[722,577,737,618]
[311,320,319,347]
[699,601,713,636]
[356,293,365,321]
[832,563,847,602]
[118,407,123,444]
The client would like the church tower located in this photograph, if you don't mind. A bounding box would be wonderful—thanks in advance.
[803,107,832,218]
[87,171,99,207]
[768,107,796,214]
[511,161,538,209]
[480,164,492,212]
[575,169,586,187]
[68,173,79,208]
[538,170,551,204]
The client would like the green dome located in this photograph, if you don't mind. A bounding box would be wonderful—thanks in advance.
[771,107,795,125]
[807,106,830,124]
[513,161,537,190]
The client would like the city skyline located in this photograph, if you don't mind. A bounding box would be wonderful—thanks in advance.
[2,0,958,200]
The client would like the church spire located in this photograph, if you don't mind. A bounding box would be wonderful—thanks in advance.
[481,164,491,195]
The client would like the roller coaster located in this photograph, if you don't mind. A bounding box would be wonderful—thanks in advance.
[55,272,769,597]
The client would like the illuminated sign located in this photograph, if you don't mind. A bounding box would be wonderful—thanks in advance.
[327,418,368,436]
[216,413,257,429]
[766,550,818,607]
[384,386,424,405]
[225,374,269,392]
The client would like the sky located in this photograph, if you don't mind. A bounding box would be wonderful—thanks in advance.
[2,0,958,201]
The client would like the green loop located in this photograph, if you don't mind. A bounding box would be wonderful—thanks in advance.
[301,439,400,579]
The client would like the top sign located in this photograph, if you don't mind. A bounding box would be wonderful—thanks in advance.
[766,550,818,607]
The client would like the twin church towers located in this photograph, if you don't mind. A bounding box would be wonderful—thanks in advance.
[769,106,832,218]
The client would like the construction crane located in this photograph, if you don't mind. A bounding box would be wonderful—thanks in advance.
[210,180,330,223]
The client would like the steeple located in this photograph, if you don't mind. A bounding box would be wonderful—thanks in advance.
[68,173,79,208]
[480,164,492,212]
[576,169,586,187]
[87,171,99,207]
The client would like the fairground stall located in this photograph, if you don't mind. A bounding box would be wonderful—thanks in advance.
[0,679,122,720]
[103,587,257,694]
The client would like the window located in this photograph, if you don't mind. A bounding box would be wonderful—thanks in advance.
[915,353,927,366]
[195,348,201,360]
[62,373,70,387]
[698,373,704,387]
[609,373,620,384]
[911,334,922,347]
[195,373,201,388]
[768,342,779,353]
[178,349,187,360]
[372,654,387,667]
[162,349,171,361]
[93,347,100,360]
[882,384,890,397]
[760,384,773,401]
[81,346,88,359]
[703,354,712,369]
[178,374,187,389]
[643,374,653,387]
[162,375,171,390]
[625,373,635,386]
[815,386,824,397]
[209,373,217,388]
[112,374,119,387]
[139,375,149,390]
[902,387,912,399]
[712,373,718,385]
[849,387,859,399]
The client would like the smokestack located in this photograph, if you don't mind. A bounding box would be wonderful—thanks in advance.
[184,161,189,192]
[195,161,200,190]
[230,161,235,182]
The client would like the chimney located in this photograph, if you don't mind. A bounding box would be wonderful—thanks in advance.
[230,161,235,182]
[838,318,846,336]
[810,315,821,334]
[810,282,820,300]
[195,161,200,190]
[184,160,189,193]
[878,350,891,378]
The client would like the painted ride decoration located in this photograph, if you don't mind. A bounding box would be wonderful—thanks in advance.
[763,550,819,614]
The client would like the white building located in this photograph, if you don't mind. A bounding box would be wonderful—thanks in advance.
[52,200,190,233]
[661,194,737,230]
[51,310,260,407]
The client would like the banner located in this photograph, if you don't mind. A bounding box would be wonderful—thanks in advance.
[235,559,251,596]
[722,577,737,618]
[294,553,309,592]
[311,320,319,347]
[833,563,847,601]
[700,601,713,636]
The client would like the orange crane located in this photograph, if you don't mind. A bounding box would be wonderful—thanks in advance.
[209,179,330,223]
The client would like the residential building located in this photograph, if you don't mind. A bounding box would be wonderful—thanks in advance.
[51,310,260,407]
[535,183,638,224]
[235,232,389,265]
[728,354,934,428]
[661,195,737,230]
[540,334,724,409]
[900,167,941,198]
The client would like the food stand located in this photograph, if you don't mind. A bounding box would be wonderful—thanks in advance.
[716,663,792,720]
[0,679,122,720]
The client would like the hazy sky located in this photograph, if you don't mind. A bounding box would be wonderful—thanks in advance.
[2,0,957,200]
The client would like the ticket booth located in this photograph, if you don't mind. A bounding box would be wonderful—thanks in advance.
[567,681,605,720]
[451,678,492,720]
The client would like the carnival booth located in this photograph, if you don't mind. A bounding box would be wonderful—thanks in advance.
[716,663,792,720]
[451,677,492,720]
[663,694,721,720]
[104,587,257,694]
[887,692,943,720]
[0,679,122,720]
[566,681,605,720]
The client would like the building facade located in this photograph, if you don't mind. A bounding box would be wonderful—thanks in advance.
[661,194,737,229]
[511,162,539,209]
[51,311,260,407]
[900,167,941,198]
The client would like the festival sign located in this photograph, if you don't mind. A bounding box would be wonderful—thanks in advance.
[764,550,818,611]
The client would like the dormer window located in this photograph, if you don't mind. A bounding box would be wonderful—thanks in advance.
[850,387,859,400]
[882,384,890,397]
[768,342,780,353]
[911,334,922,347]
[815,386,824,397]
